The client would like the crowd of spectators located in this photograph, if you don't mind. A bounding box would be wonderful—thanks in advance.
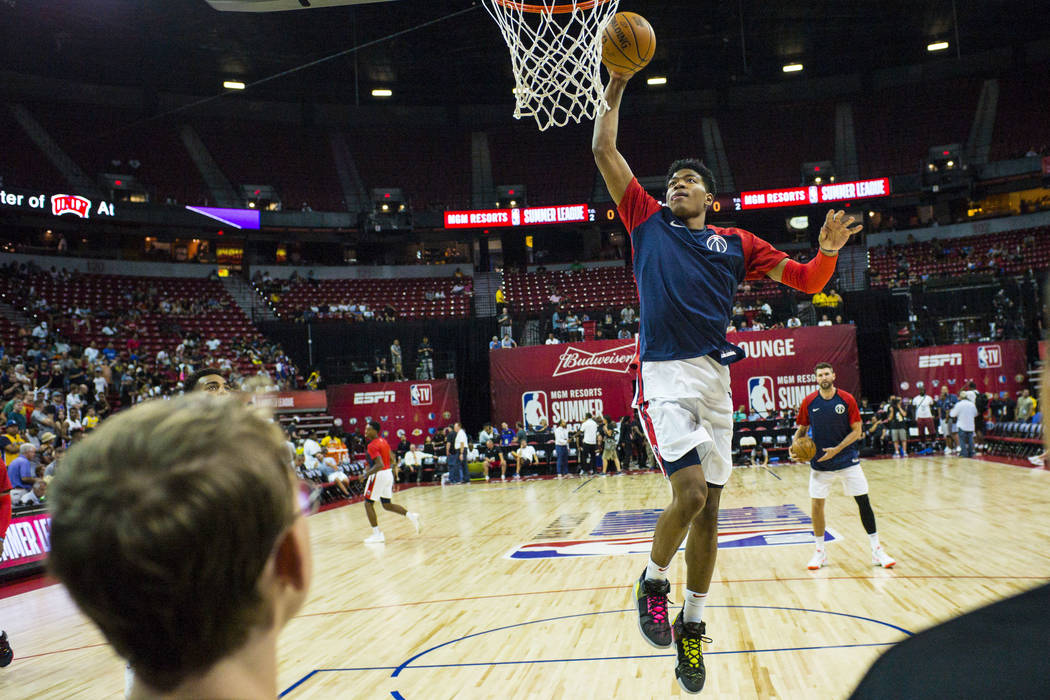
[854,382,1040,458]
[869,229,1046,289]
[351,413,661,483]
[256,268,472,323]
[0,264,308,513]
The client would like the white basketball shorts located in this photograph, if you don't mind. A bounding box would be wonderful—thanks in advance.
[809,463,868,499]
[364,469,394,501]
[635,354,733,485]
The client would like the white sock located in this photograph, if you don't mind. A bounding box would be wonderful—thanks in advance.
[814,534,825,552]
[683,589,707,624]
[868,532,881,550]
[645,558,670,582]
[373,526,381,535]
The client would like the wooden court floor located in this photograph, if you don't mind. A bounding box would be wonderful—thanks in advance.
[2,456,1049,699]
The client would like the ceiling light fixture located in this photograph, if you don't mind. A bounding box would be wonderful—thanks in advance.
[927,41,949,52]
[647,76,667,86]
[782,63,803,73]
[223,80,246,90]
[372,88,393,98]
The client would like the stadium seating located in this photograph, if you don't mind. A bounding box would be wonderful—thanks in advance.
[272,277,471,320]
[984,419,1044,459]
[867,226,1050,287]
[193,118,345,211]
[853,77,982,179]
[0,315,29,357]
[503,266,636,315]
[1,108,67,192]
[503,265,792,316]
[1,271,281,379]
[990,66,1050,161]
[28,102,209,206]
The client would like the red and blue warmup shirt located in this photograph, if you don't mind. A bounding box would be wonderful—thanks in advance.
[797,389,862,472]
[617,178,787,363]
[367,437,393,470]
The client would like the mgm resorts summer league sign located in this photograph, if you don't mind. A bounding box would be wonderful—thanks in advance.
[0,189,117,219]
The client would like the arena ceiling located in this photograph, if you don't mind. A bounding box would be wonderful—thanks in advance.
[1,0,1047,107]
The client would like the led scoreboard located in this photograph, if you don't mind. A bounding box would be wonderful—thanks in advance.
[444,203,591,229]
[735,178,891,211]
[447,177,891,230]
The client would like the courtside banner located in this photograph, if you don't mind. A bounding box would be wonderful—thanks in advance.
[489,339,637,430]
[250,390,327,413]
[891,340,1027,397]
[727,325,860,413]
[0,512,50,572]
[489,326,859,427]
[326,379,460,442]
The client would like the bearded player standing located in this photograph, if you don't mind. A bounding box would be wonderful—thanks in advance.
[592,69,862,691]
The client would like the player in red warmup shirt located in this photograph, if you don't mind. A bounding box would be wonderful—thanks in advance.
[592,67,862,693]
[361,421,421,544]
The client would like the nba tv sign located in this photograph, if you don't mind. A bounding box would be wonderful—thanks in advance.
[977,345,1001,368]
[410,384,432,406]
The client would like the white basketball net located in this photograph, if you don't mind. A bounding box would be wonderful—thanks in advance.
[483,0,620,131]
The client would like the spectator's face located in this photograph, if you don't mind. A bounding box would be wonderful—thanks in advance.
[196,374,233,396]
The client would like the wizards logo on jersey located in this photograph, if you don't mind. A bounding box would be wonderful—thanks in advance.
[505,505,839,559]
[522,391,549,429]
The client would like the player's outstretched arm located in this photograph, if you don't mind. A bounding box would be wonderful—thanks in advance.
[766,210,863,293]
[592,74,636,206]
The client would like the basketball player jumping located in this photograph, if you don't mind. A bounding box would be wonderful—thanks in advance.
[593,72,861,692]
[362,421,421,543]
[793,363,896,571]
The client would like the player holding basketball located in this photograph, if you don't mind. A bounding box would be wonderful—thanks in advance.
[593,69,861,692]
[793,363,896,571]
[362,420,421,543]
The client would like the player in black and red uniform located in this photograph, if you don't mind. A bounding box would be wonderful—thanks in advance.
[793,362,896,571]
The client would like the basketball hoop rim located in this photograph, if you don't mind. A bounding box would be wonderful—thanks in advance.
[490,0,614,14]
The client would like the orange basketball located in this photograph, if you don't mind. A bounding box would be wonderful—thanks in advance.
[601,12,656,76]
[792,437,817,462]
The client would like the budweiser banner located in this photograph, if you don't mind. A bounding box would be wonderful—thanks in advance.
[891,340,1028,398]
[490,339,637,430]
[250,390,327,413]
[489,326,861,429]
[326,379,460,443]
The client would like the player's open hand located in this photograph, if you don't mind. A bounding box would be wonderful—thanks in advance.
[818,210,863,252]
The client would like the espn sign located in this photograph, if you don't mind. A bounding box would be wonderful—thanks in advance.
[353,390,396,405]
[918,352,963,368]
